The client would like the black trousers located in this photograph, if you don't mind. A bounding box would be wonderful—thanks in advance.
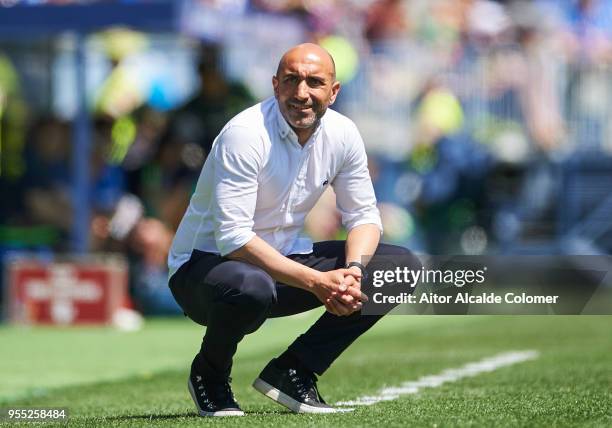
[169,240,419,377]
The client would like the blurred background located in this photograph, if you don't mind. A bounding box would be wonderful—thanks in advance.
[1,0,611,326]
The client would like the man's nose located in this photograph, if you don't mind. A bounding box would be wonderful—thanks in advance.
[294,80,309,101]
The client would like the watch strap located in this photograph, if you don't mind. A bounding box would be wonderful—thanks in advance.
[346,261,367,280]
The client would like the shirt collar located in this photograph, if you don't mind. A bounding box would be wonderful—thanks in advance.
[275,100,293,140]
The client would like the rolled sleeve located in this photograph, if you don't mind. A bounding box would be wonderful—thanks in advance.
[332,122,383,234]
[211,126,261,256]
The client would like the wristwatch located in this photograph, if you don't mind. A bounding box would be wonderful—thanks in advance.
[346,261,368,281]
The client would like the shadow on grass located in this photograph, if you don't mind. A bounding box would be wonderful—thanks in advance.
[108,409,293,421]
[108,412,195,421]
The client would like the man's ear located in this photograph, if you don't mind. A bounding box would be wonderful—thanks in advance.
[272,75,279,98]
[329,80,341,105]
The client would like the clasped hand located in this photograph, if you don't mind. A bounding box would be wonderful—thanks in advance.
[312,268,368,316]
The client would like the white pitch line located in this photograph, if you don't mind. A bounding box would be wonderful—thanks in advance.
[336,350,539,407]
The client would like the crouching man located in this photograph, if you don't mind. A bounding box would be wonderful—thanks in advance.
[168,43,419,416]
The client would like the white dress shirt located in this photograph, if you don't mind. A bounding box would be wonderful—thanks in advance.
[168,97,382,278]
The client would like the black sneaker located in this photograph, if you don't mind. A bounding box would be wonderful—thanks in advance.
[188,370,244,417]
[252,358,337,414]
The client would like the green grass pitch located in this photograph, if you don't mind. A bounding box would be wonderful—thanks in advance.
[1,314,610,427]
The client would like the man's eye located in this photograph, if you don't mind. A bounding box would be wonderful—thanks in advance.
[285,76,298,83]
[308,78,323,87]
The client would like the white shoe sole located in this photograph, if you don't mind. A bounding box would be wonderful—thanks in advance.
[188,378,245,417]
[252,377,339,414]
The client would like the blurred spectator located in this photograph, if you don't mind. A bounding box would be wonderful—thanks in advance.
[91,194,180,315]
[514,17,566,152]
[364,0,410,43]
[157,42,255,229]
[19,116,126,245]
[406,81,491,253]
[162,42,254,161]
[22,117,73,238]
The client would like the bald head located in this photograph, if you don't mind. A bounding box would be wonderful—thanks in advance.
[276,43,336,81]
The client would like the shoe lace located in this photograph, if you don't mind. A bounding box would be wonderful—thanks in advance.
[289,369,325,403]
[198,376,236,403]
[212,377,234,399]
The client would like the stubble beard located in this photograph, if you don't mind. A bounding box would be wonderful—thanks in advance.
[286,105,326,130]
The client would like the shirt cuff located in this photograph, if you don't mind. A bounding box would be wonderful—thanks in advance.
[216,230,257,256]
[345,218,384,235]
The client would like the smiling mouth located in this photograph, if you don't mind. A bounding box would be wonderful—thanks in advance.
[289,104,312,111]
